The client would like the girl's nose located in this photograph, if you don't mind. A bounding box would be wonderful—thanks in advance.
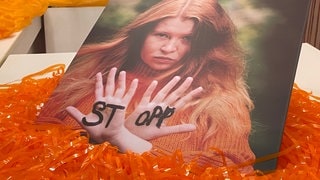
[160,39,177,53]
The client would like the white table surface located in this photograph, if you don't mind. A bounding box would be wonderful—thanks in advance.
[0,52,75,84]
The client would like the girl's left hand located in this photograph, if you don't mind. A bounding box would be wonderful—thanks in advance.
[125,76,203,140]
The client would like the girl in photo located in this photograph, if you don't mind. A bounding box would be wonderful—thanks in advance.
[38,0,255,173]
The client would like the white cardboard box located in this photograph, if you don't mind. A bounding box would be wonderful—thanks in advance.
[44,7,104,53]
[0,17,42,65]
[295,43,320,96]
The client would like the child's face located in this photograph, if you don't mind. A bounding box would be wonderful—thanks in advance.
[140,17,194,71]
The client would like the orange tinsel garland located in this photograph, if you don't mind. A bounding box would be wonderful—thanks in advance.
[0,65,319,179]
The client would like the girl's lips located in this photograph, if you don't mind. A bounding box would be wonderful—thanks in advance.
[154,56,174,62]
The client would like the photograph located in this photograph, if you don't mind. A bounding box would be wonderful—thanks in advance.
[37,0,310,173]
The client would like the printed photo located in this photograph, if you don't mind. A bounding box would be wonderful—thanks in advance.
[37,0,310,173]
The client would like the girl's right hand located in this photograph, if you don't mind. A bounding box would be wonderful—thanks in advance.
[66,68,152,153]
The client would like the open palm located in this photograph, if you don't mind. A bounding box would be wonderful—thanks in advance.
[125,76,203,140]
[66,67,137,143]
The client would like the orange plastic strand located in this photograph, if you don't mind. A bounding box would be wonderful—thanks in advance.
[274,84,320,178]
[1,65,320,179]
[0,0,48,39]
